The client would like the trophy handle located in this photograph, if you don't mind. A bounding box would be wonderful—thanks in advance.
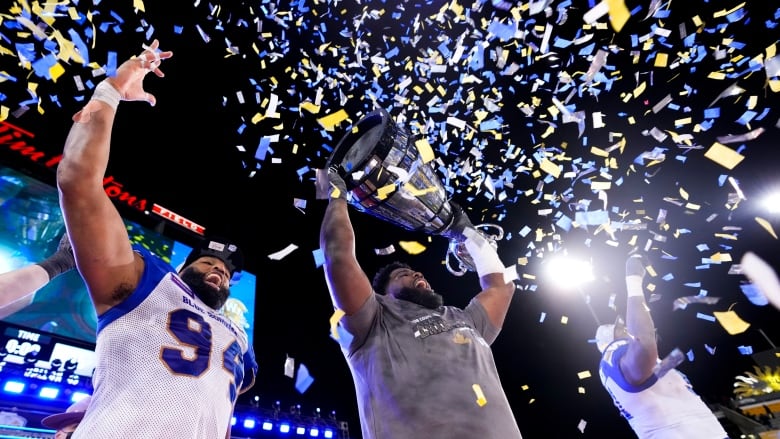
[475,223,504,241]
[445,223,504,277]
[445,245,469,277]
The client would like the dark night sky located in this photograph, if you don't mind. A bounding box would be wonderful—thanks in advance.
[1,0,780,437]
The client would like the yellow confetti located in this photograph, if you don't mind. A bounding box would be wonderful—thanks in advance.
[329,308,345,340]
[577,370,592,379]
[646,264,657,277]
[376,184,396,200]
[415,138,435,164]
[300,101,321,114]
[561,315,568,324]
[606,0,630,32]
[654,53,668,67]
[329,184,343,200]
[317,109,349,131]
[398,241,426,255]
[589,146,608,157]
[755,217,779,239]
[632,81,647,97]
[472,384,487,407]
[133,0,145,12]
[49,62,65,83]
[403,182,437,197]
[704,142,745,170]
[51,29,85,65]
[540,124,555,138]
[710,252,733,263]
[713,2,746,18]
[539,158,561,178]
[713,309,750,335]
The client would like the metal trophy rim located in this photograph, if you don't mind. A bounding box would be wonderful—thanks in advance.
[325,108,394,192]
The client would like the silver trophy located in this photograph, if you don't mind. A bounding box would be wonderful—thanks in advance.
[445,223,504,276]
[326,108,503,276]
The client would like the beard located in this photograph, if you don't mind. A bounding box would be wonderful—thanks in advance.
[179,267,230,310]
[395,286,443,309]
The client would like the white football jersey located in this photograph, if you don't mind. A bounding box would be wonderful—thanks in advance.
[74,246,257,438]
[599,339,728,439]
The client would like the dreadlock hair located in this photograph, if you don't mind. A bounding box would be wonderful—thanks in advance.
[372,261,412,295]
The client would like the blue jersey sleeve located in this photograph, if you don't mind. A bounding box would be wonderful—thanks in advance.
[600,339,658,393]
[241,347,258,392]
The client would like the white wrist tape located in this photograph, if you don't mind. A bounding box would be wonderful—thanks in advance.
[463,228,504,276]
[626,275,644,297]
[91,81,121,111]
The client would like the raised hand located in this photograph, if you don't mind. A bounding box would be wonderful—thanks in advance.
[36,233,76,280]
[107,39,173,106]
[73,39,173,123]
[625,253,648,298]
[316,167,349,201]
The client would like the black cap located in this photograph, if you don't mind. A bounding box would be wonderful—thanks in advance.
[41,396,91,430]
[183,236,244,277]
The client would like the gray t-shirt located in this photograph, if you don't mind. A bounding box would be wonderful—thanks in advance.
[338,293,523,439]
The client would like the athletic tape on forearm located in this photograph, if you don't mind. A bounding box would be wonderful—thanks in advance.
[626,275,644,297]
[463,228,504,276]
[91,81,121,111]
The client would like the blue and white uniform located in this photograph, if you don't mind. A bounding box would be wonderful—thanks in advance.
[74,245,257,438]
[599,338,729,439]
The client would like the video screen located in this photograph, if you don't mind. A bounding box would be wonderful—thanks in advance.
[0,163,257,347]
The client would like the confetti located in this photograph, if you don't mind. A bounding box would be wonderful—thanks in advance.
[740,252,780,310]
[703,142,745,170]
[295,363,314,393]
[472,384,487,407]
[284,355,295,378]
[714,309,751,335]
[398,241,426,255]
[672,296,720,311]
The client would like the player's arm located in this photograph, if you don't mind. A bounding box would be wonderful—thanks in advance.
[619,254,659,385]
[0,234,75,318]
[467,231,515,329]
[445,203,515,329]
[317,168,373,315]
[57,40,172,315]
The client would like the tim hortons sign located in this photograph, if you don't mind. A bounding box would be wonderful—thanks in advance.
[0,120,204,235]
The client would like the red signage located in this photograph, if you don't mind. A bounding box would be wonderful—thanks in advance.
[0,120,204,234]
[152,204,205,235]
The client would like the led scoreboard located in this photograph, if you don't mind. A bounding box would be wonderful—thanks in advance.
[0,320,96,406]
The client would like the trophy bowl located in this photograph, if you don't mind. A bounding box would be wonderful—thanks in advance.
[325,108,456,236]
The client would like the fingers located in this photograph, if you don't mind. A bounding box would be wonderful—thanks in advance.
[137,39,173,75]
[315,169,330,200]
